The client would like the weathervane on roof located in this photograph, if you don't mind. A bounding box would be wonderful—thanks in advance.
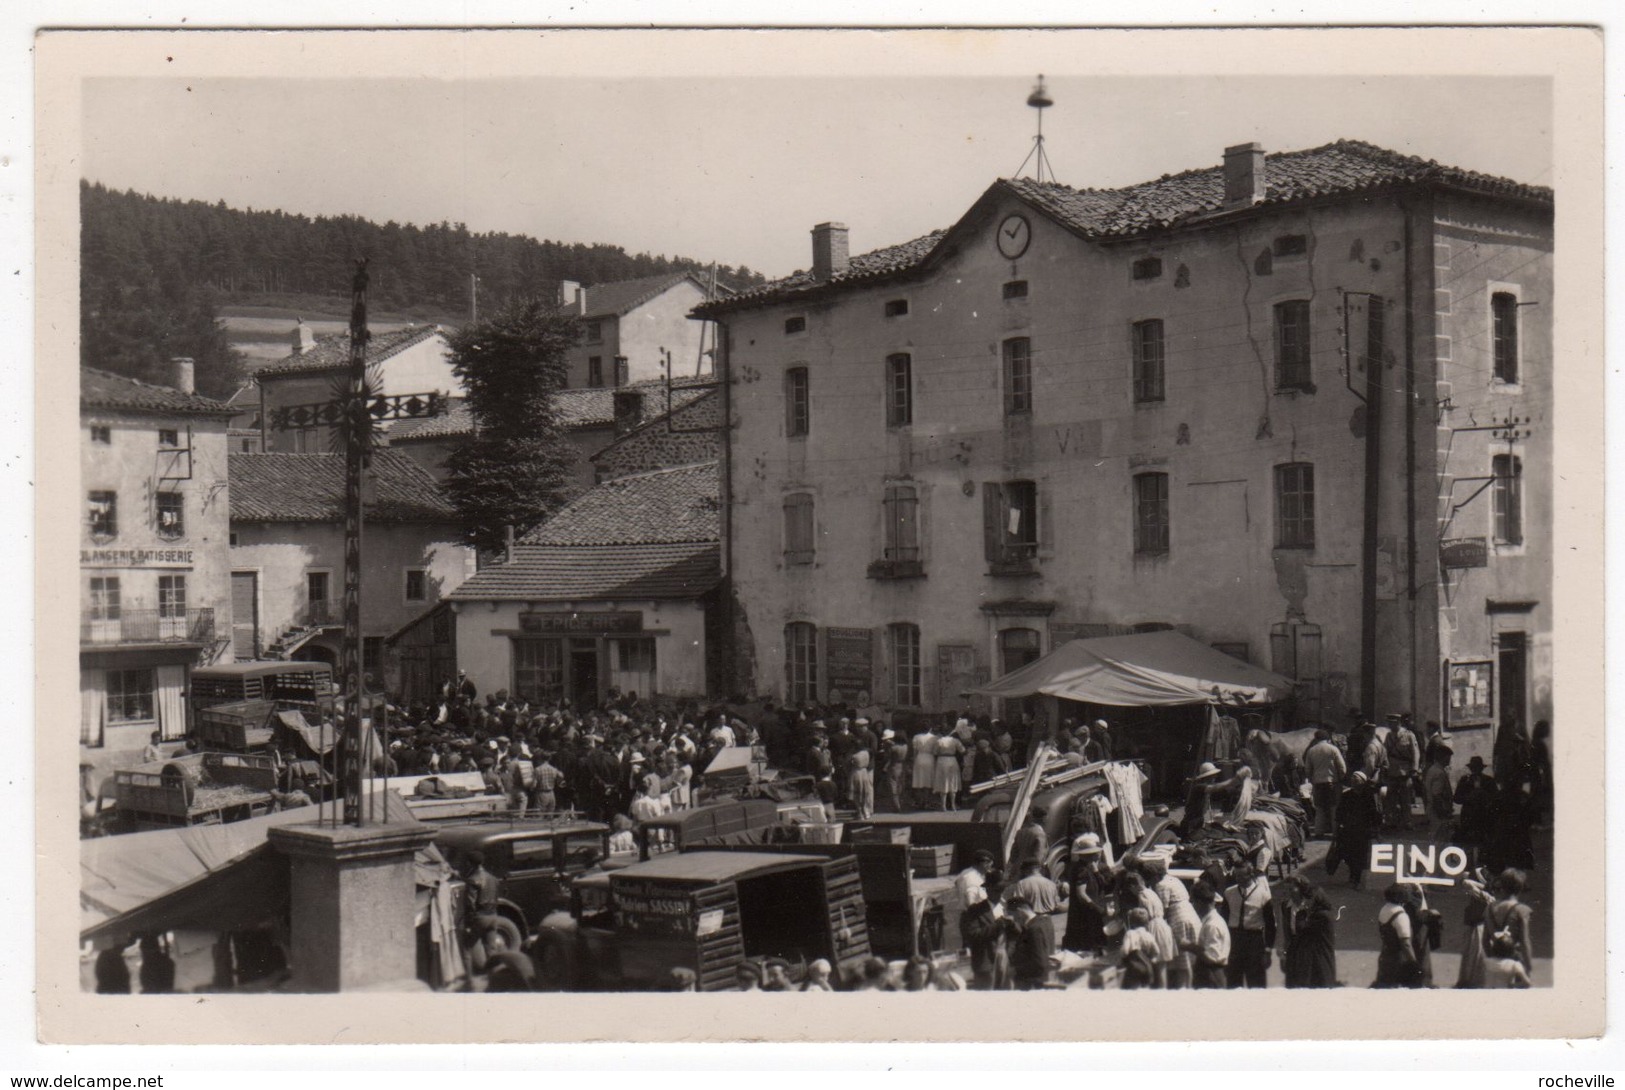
[1014,74,1057,185]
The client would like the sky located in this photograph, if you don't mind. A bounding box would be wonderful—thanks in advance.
[79,51,1552,283]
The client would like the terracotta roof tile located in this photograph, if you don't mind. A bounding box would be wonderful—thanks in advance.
[521,462,718,547]
[558,272,715,320]
[80,367,237,418]
[251,325,445,378]
[229,449,457,523]
[696,140,1551,314]
[447,541,721,602]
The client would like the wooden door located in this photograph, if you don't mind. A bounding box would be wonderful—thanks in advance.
[231,571,258,661]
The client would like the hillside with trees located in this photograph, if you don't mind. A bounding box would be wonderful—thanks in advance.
[79,180,767,399]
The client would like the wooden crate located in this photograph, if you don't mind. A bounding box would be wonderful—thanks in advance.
[851,825,911,846]
[910,843,955,878]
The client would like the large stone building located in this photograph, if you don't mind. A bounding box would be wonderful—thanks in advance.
[227,450,476,693]
[80,363,236,769]
[695,139,1552,768]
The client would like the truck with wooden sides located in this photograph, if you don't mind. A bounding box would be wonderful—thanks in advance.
[110,752,280,832]
[534,851,871,992]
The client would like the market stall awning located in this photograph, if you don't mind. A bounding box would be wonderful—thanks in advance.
[971,630,1293,706]
[80,789,437,944]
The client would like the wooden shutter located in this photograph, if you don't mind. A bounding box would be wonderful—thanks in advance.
[1038,481,1056,557]
[982,482,1003,562]
[80,669,105,748]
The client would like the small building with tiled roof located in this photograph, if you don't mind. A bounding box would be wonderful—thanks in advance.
[79,361,238,772]
[705,137,1552,760]
[447,460,723,705]
[555,270,723,392]
[227,449,475,694]
[246,321,459,456]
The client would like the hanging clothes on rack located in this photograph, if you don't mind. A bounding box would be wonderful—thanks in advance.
[1101,762,1148,842]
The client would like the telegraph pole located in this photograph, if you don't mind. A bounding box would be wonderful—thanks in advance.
[270,259,448,826]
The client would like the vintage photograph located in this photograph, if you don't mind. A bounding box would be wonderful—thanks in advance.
[39,27,1603,1037]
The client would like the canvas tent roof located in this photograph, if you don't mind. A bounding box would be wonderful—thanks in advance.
[80,789,439,943]
[971,630,1293,706]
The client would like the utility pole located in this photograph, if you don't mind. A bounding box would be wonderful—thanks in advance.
[269,258,448,826]
[470,272,479,325]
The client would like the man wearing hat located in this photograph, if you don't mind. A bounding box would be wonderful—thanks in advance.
[1453,755,1497,866]
[1179,762,1225,838]
[1189,885,1231,989]
[1325,771,1382,888]
[1383,712,1422,830]
[1421,740,1456,845]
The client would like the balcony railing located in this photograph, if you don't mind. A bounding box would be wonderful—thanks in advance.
[81,607,215,647]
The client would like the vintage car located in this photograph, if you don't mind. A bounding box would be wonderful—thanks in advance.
[533,850,871,992]
[433,818,613,937]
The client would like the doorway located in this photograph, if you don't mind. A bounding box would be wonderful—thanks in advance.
[231,571,259,660]
[998,627,1043,748]
[1498,631,1528,734]
[569,640,601,708]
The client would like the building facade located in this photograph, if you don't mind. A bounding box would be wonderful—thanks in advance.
[226,450,476,694]
[450,461,721,704]
[557,273,718,390]
[80,363,236,767]
[697,140,1552,768]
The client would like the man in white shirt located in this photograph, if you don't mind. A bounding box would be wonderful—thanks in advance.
[1002,859,1065,915]
[1225,859,1275,988]
[1304,729,1348,839]
[955,850,995,907]
[1190,885,1231,989]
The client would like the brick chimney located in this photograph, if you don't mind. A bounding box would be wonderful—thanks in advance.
[168,357,195,395]
[290,319,318,355]
[1223,143,1267,208]
[811,222,849,280]
[558,280,581,309]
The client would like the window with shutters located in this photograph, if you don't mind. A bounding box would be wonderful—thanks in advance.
[786,367,810,437]
[1492,453,1523,545]
[785,622,818,704]
[156,491,185,539]
[784,492,815,565]
[88,490,118,540]
[984,480,1039,568]
[1132,319,1165,403]
[1002,337,1032,415]
[890,623,922,707]
[1133,472,1169,555]
[885,353,913,427]
[1492,292,1519,383]
[1274,300,1312,390]
[1275,463,1315,548]
[883,484,919,562]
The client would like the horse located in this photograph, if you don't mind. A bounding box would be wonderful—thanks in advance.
[1243,727,1322,791]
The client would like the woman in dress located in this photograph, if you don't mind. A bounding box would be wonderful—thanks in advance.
[933,728,966,811]
[1455,871,1494,988]
[1483,868,1535,983]
[884,729,910,812]
[1373,883,1422,988]
[910,724,939,810]
[1281,874,1338,988]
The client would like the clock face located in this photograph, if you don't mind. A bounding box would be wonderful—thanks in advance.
[997,213,1032,260]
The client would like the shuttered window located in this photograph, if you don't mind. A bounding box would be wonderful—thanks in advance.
[983,480,1038,563]
[883,484,919,561]
[784,492,815,565]
[1274,300,1312,390]
[1492,292,1519,383]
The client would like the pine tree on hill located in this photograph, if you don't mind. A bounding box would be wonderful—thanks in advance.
[441,299,581,554]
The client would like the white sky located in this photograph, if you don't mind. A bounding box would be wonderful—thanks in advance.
[81,67,1550,280]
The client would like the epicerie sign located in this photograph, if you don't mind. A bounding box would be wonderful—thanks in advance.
[1368,842,1470,887]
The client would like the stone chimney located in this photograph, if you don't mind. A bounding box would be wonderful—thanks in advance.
[168,357,195,395]
[1223,143,1267,208]
[290,319,319,355]
[612,389,645,436]
[558,280,581,309]
[811,222,850,281]
[576,287,588,315]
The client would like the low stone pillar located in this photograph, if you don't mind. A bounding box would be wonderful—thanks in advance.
[268,821,436,992]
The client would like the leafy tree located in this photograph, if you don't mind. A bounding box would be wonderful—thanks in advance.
[441,299,581,553]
